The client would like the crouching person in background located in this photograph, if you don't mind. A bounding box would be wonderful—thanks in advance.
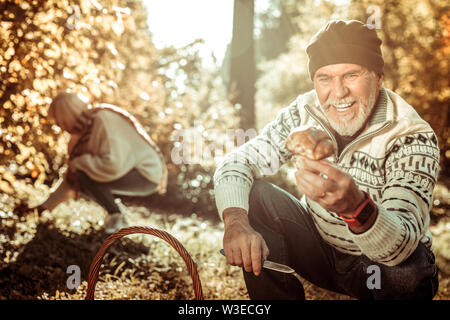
[28,92,167,233]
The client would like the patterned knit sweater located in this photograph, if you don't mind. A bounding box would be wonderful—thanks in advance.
[213,88,440,266]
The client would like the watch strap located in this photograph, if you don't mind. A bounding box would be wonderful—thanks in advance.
[338,191,374,227]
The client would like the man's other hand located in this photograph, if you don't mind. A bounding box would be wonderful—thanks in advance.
[222,207,269,276]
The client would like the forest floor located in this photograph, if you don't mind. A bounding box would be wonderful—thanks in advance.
[0,181,449,300]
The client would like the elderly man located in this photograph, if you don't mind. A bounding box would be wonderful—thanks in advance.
[214,20,440,299]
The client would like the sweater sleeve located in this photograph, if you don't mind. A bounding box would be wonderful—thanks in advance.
[69,115,135,182]
[347,131,440,266]
[213,101,301,219]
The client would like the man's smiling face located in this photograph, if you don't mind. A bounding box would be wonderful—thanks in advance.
[313,63,383,136]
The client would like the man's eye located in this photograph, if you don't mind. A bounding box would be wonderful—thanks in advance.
[345,74,358,80]
[318,77,329,83]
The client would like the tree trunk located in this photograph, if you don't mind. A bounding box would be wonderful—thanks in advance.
[229,0,255,130]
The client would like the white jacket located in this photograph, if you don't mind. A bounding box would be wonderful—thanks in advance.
[70,108,165,194]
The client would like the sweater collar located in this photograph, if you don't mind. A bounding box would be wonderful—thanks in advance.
[368,87,388,126]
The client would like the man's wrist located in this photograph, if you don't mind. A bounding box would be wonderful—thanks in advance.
[223,207,248,226]
[348,207,378,234]
[338,191,378,233]
[340,190,366,218]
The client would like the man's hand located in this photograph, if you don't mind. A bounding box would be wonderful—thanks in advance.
[294,158,365,216]
[222,207,269,276]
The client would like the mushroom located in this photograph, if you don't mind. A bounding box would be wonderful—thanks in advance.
[285,126,335,165]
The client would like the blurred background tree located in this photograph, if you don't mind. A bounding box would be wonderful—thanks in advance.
[229,0,256,130]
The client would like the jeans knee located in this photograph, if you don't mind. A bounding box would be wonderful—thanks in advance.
[380,269,438,299]
[249,180,273,205]
[248,180,284,228]
[249,180,283,217]
[371,245,439,299]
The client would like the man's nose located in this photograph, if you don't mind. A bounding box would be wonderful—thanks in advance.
[331,78,349,100]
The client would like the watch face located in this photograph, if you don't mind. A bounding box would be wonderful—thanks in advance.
[357,202,374,224]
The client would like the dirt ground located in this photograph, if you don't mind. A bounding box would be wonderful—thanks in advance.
[0,183,449,300]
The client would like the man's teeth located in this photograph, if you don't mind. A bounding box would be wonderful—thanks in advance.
[333,102,354,110]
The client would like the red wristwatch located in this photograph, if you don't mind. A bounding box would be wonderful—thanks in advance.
[338,191,376,227]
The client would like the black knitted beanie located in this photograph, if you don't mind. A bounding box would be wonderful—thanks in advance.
[306,20,384,80]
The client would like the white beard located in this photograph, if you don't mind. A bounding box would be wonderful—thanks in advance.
[321,89,378,137]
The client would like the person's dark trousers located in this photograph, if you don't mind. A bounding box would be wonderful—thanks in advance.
[77,171,121,214]
[77,169,158,215]
[243,180,439,300]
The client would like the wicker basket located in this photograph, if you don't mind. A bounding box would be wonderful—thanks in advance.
[85,226,203,300]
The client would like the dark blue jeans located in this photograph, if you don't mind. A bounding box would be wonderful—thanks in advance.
[243,180,439,300]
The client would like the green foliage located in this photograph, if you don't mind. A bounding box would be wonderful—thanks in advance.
[0,0,238,218]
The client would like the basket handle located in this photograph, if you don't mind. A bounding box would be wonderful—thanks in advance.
[85,226,203,300]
